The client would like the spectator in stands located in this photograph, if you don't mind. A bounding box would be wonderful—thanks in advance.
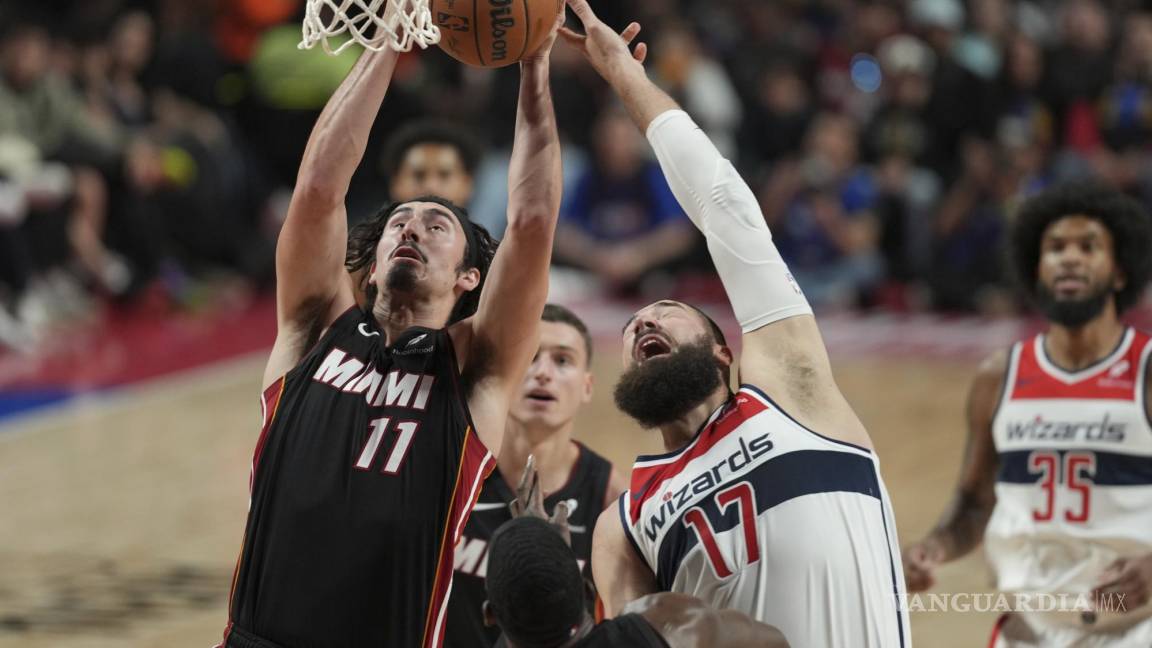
[554,109,699,296]
[760,112,883,309]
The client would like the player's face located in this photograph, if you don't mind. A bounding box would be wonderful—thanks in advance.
[373,201,477,303]
[510,321,592,430]
[1037,215,1124,304]
[390,144,473,206]
[621,300,712,369]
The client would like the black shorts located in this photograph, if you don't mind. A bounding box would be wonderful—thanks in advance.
[225,626,289,648]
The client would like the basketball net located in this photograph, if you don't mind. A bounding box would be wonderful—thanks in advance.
[299,0,441,55]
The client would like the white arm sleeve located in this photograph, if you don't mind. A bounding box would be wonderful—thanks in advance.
[646,109,813,333]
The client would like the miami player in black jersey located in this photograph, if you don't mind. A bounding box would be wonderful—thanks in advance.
[217,15,565,648]
[445,304,627,648]
[482,516,790,648]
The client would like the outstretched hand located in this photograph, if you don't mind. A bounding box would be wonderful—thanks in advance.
[522,6,566,63]
[558,0,647,80]
[509,455,573,545]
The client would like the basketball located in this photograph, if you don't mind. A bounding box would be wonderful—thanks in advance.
[429,0,562,67]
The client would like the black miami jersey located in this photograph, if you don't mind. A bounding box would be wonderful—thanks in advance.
[222,307,495,648]
[444,443,613,648]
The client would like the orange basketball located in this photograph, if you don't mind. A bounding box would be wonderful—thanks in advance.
[429,0,562,68]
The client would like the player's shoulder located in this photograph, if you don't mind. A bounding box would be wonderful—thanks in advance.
[975,347,1013,382]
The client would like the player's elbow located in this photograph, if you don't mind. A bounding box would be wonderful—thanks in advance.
[293,171,347,212]
[504,207,557,240]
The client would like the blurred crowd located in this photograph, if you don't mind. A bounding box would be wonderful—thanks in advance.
[2,0,1151,350]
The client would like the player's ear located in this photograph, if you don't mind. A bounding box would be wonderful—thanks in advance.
[482,600,498,627]
[716,344,734,368]
[457,266,481,293]
[582,371,594,403]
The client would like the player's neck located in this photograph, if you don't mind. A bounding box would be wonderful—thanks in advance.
[499,420,579,495]
[656,387,731,453]
[372,294,453,345]
[1044,310,1126,371]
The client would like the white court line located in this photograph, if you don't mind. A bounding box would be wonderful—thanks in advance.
[0,350,270,442]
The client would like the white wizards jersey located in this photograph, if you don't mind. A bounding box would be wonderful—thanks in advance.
[987,328,1152,634]
[619,385,911,648]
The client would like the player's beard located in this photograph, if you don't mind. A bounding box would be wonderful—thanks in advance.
[385,263,419,293]
[614,337,725,429]
[1035,277,1114,329]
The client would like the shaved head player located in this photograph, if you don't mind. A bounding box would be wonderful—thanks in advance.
[217,16,564,648]
[560,2,910,646]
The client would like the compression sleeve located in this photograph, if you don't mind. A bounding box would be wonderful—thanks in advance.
[645,109,813,333]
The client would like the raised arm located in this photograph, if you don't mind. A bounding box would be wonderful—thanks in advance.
[904,351,1005,591]
[456,20,563,454]
[562,1,861,440]
[264,49,400,388]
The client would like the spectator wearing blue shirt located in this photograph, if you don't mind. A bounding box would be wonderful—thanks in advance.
[760,113,884,308]
[554,110,699,294]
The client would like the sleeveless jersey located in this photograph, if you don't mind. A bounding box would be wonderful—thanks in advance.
[445,442,613,648]
[987,327,1152,632]
[223,308,495,648]
[619,385,910,648]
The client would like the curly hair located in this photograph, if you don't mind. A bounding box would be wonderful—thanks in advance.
[346,196,499,325]
[1010,181,1152,313]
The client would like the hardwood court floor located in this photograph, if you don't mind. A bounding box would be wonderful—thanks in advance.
[0,346,997,647]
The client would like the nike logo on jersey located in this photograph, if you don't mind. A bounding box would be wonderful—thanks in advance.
[358,323,381,338]
[472,502,508,512]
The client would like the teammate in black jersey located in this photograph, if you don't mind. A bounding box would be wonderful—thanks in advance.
[483,516,789,648]
[217,16,565,648]
[446,304,627,647]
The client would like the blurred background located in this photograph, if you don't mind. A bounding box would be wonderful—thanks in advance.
[1,0,1151,646]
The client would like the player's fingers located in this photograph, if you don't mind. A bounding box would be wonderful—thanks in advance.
[633,42,647,64]
[565,0,597,25]
[516,454,536,495]
[620,22,641,44]
[557,26,585,47]
[551,500,571,524]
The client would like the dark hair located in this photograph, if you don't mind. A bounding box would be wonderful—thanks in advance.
[381,120,480,178]
[486,517,586,648]
[1010,181,1152,313]
[346,195,498,324]
[542,304,593,364]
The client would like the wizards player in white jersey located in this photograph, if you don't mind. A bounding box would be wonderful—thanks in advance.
[905,182,1152,646]
[559,3,910,646]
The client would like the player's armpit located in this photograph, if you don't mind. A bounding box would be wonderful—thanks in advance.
[592,505,657,617]
[739,317,872,449]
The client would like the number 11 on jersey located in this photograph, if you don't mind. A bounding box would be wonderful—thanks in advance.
[355,417,420,474]
[683,482,761,578]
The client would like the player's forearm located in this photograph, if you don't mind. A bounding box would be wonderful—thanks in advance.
[646,110,812,332]
[928,489,994,561]
[295,49,400,201]
[506,59,561,229]
[603,64,680,134]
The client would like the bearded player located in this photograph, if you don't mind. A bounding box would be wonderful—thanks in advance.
[559,3,910,646]
[905,182,1152,646]
[218,17,564,648]
[445,304,627,647]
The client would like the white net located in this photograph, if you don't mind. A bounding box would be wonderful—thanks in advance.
[299,0,441,55]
